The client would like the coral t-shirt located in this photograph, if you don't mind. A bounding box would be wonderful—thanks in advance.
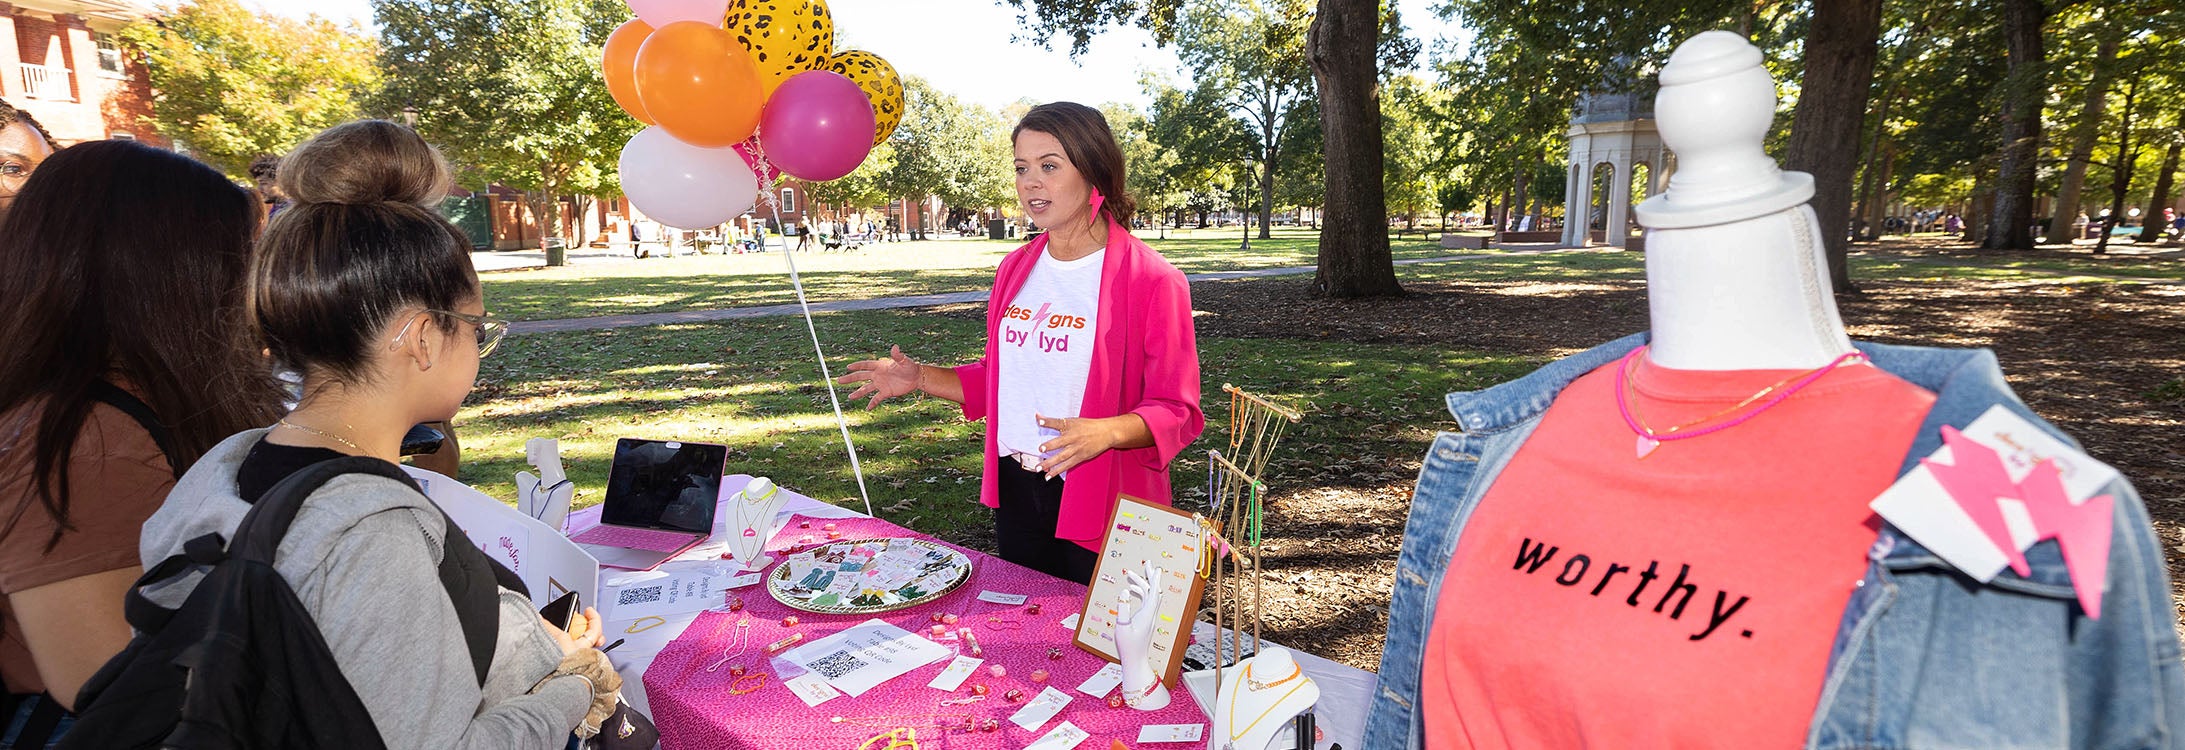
[1422,352,1935,748]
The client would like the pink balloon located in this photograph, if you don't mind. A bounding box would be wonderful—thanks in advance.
[624,0,727,29]
[619,126,759,229]
[733,141,782,185]
[759,70,877,182]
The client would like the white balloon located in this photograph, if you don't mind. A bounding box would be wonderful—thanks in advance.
[623,0,729,29]
[619,126,758,230]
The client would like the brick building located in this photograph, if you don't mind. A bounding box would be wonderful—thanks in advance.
[0,0,161,146]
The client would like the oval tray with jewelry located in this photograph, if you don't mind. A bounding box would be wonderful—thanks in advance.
[768,537,974,615]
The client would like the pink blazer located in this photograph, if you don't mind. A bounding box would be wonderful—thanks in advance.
[953,218,1205,549]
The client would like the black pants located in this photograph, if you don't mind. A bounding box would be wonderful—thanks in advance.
[995,461,1099,584]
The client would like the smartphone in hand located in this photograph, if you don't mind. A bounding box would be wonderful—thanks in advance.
[538,591,580,632]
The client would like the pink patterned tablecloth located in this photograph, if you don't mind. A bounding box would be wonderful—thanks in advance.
[644,513,1211,749]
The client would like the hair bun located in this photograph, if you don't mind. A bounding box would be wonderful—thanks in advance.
[279,120,452,207]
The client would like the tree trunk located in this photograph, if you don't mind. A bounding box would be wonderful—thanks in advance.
[1259,149,1276,240]
[1784,0,1881,293]
[1861,142,1896,240]
[1510,157,1532,230]
[2048,30,2122,243]
[1982,0,2047,251]
[2137,140,2180,244]
[1307,0,1401,297]
[537,166,566,266]
[2095,77,2141,256]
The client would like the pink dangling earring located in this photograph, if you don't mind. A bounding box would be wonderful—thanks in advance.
[1088,189,1106,221]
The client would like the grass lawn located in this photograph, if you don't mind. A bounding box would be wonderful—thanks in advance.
[452,305,1539,546]
[480,227,1468,322]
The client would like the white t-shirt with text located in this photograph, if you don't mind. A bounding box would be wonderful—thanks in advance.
[995,248,1105,469]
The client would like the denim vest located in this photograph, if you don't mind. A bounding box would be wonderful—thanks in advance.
[1365,333,2185,749]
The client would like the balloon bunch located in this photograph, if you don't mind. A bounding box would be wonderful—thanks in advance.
[604,0,905,229]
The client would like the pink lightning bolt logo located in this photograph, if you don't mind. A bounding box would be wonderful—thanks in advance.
[1923,426,2114,618]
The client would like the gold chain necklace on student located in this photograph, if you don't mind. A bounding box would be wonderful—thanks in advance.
[275,418,362,452]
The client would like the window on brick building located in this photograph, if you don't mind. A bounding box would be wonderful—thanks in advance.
[95,33,123,75]
[780,188,796,213]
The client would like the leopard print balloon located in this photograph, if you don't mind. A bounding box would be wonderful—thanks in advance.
[727,0,834,98]
[824,50,903,146]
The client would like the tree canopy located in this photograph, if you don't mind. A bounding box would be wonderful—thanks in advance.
[119,0,379,176]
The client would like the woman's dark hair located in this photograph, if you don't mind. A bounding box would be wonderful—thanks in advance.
[1012,102,1135,228]
[0,97,54,148]
[0,140,283,550]
[252,120,475,385]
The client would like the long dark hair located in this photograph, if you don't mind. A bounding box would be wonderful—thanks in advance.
[0,140,284,550]
[1013,102,1136,228]
[252,120,475,385]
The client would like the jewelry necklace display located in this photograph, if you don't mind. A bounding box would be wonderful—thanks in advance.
[1242,661,1301,691]
[1225,675,1309,746]
[1615,346,1865,459]
[275,418,361,452]
[704,617,752,673]
[726,478,781,570]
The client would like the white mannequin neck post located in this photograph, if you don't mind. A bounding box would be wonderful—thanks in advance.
[1633,30,1857,371]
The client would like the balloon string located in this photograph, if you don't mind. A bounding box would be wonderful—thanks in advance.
[749,137,780,212]
[762,188,876,520]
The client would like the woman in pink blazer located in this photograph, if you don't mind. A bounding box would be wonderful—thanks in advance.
[839,102,1205,583]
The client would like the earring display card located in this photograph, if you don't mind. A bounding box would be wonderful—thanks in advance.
[1072,495,1206,686]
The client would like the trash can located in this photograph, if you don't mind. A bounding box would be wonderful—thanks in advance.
[545,237,568,267]
[988,219,1007,240]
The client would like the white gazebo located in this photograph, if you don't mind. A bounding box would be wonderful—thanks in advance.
[1561,89,1670,249]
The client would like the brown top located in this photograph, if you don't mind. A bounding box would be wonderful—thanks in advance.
[0,397,174,696]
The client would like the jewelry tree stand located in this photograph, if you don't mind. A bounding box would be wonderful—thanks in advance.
[1201,384,1303,689]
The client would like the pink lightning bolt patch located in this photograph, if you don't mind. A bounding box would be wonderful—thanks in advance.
[1925,426,2115,618]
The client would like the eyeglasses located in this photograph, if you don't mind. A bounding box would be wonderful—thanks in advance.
[432,309,508,357]
[390,308,509,358]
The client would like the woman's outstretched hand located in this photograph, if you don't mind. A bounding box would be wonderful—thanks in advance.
[838,345,921,409]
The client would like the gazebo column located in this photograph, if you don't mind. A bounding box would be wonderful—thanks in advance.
[1606,156,1634,249]
[1562,162,1586,246]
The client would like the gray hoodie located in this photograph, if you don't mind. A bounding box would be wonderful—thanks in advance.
[140,429,590,749]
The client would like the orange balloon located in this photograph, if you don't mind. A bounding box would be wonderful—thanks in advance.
[603,18,655,125]
[634,21,764,148]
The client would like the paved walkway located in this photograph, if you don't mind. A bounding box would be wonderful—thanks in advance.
[508,248,1588,334]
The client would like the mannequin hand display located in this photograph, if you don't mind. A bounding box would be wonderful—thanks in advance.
[838,345,921,408]
[1114,562,1172,710]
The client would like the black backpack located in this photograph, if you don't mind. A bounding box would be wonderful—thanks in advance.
[57,455,522,750]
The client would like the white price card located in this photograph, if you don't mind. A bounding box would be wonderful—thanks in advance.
[1137,724,1205,743]
[1074,662,1124,697]
[976,590,1028,605]
[725,571,764,589]
[926,655,982,691]
[1008,686,1074,731]
[783,672,841,707]
[1059,612,1082,630]
[1024,721,1090,750]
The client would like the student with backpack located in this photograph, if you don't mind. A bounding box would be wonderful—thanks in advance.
[103,121,613,749]
[0,140,287,749]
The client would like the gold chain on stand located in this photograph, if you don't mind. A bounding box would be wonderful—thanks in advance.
[1199,384,1301,692]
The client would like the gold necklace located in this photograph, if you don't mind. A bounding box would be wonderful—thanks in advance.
[275,417,362,452]
[1620,352,1861,437]
[1243,661,1301,691]
[1226,675,1308,746]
